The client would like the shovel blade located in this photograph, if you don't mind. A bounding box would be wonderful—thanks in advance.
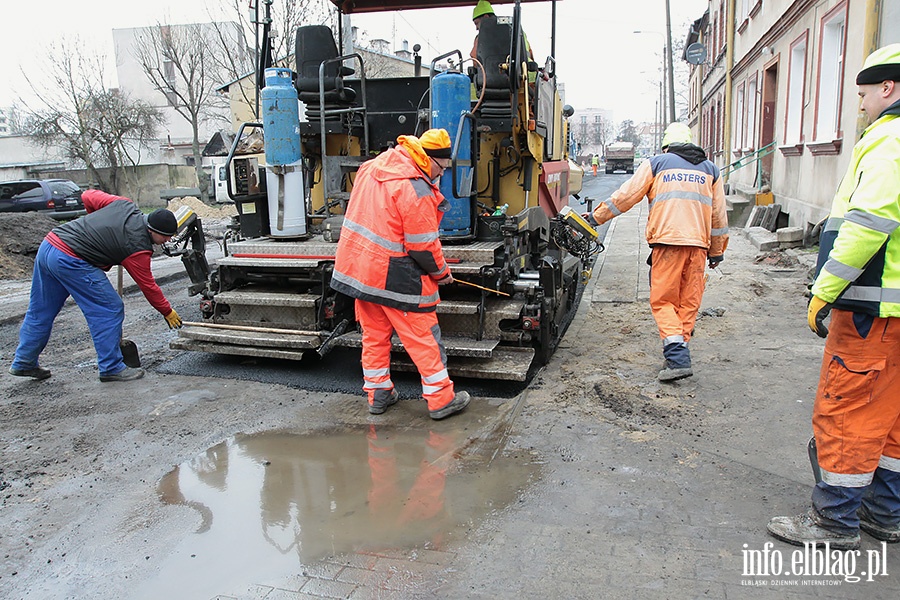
[807,436,822,484]
[120,338,142,368]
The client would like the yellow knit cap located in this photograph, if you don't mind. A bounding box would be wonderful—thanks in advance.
[420,128,452,158]
[473,0,494,20]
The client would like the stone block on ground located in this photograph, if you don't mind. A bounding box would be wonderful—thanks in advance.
[745,205,762,229]
[776,226,804,249]
[776,227,803,242]
[746,226,779,251]
[760,204,781,232]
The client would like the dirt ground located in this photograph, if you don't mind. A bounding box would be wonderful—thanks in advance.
[0,213,59,279]
[6,206,886,598]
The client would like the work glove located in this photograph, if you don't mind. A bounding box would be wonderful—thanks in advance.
[708,255,723,269]
[807,295,832,338]
[164,309,183,330]
[436,272,454,286]
[581,211,599,226]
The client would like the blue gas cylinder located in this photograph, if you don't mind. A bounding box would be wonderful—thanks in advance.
[431,71,472,237]
[261,68,302,166]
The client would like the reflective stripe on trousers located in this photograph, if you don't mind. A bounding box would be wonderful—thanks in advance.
[813,310,900,475]
[355,300,455,411]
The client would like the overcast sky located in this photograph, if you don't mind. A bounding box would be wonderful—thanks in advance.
[3,0,708,124]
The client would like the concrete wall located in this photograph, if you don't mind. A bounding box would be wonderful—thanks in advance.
[884,3,900,45]
[0,136,67,170]
[39,164,198,209]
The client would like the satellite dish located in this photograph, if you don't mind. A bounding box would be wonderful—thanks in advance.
[685,42,708,65]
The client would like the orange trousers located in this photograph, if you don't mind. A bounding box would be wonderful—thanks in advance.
[592,164,598,176]
[813,309,900,483]
[648,245,707,343]
[366,425,454,524]
[355,300,455,411]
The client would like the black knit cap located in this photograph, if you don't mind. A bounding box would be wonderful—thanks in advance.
[856,44,900,85]
[147,209,178,236]
[857,64,900,85]
[423,146,452,159]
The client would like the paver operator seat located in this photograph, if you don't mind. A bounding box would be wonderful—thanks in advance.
[294,25,357,123]
[474,16,528,119]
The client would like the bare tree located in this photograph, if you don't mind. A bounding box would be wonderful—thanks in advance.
[3,103,27,136]
[134,23,234,202]
[592,115,614,154]
[208,0,335,117]
[21,38,164,195]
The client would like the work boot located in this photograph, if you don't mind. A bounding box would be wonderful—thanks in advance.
[660,341,692,382]
[767,511,860,550]
[369,389,400,415]
[430,391,471,420]
[658,366,693,382]
[858,505,900,543]
[99,367,145,382]
[9,366,52,380]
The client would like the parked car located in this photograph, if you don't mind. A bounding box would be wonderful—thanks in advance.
[0,179,86,219]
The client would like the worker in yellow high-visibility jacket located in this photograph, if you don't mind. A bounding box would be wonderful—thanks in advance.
[768,44,900,550]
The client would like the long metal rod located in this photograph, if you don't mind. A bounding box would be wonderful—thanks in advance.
[455,278,510,297]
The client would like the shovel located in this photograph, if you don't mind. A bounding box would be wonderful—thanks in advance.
[117,266,142,368]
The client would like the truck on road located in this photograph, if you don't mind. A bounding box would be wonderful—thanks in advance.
[605,142,635,174]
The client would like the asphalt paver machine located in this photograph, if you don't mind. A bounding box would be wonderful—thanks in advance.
[171,0,601,381]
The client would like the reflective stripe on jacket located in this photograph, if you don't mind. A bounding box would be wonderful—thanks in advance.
[591,149,729,256]
[812,103,900,317]
[332,146,449,312]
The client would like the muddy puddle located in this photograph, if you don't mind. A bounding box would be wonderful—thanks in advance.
[136,419,541,598]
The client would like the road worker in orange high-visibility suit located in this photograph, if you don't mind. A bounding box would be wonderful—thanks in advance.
[585,123,729,382]
[331,129,470,420]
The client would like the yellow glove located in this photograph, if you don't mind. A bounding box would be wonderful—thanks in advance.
[164,309,183,330]
[807,295,832,338]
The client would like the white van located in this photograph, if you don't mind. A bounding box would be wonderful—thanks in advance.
[212,164,232,203]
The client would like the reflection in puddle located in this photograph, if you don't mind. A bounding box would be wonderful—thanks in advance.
[139,422,541,598]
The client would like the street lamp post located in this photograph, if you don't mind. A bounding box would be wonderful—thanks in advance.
[634,31,667,130]
[634,27,676,127]
[664,0,677,124]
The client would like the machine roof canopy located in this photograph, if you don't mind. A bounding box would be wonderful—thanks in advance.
[329,0,553,15]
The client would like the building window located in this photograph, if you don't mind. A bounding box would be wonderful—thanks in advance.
[785,32,808,145]
[747,74,758,149]
[738,0,751,31]
[719,1,725,57]
[814,2,847,142]
[735,83,745,151]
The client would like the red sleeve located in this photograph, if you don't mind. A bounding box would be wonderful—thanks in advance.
[121,251,172,315]
[82,189,131,214]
